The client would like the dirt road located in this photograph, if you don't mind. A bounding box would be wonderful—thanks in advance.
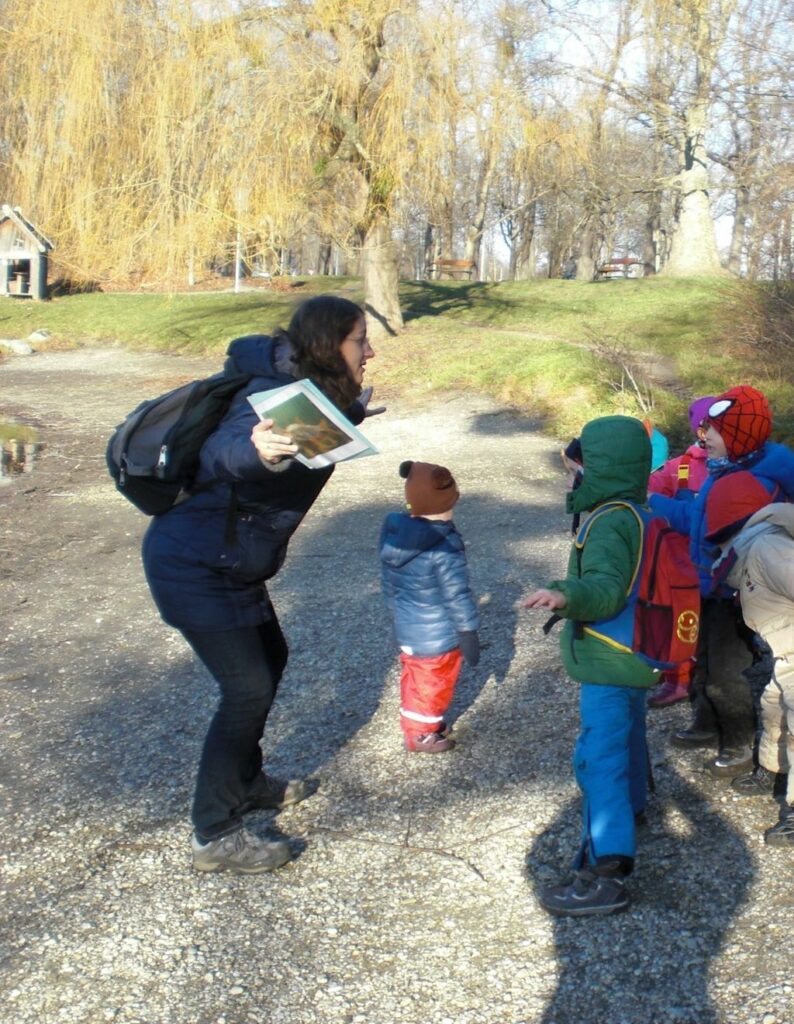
[1,348,790,1024]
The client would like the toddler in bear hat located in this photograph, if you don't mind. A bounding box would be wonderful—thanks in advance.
[379,461,479,753]
[400,460,459,517]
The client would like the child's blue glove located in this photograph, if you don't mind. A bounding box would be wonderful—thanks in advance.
[458,630,480,667]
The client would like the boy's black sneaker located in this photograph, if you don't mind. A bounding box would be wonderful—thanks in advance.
[707,745,753,778]
[764,805,794,847]
[539,868,629,917]
[731,765,782,797]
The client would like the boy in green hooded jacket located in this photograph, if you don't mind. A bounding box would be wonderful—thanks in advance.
[523,415,661,917]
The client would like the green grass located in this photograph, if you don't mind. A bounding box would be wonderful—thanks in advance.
[2,274,791,446]
[0,277,362,353]
[0,420,40,443]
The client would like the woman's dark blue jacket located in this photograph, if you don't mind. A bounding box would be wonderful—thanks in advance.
[143,334,362,631]
[379,512,479,657]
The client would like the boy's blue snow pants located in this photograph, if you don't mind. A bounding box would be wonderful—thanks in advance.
[575,683,649,869]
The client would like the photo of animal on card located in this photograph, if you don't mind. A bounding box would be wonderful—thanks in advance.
[247,379,378,469]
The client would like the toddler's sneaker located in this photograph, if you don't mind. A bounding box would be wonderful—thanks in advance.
[539,868,629,917]
[647,679,690,708]
[404,730,456,753]
[192,828,292,874]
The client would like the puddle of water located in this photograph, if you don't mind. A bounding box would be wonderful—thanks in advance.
[0,420,43,484]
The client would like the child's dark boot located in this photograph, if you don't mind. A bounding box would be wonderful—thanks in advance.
[539,858,630,918]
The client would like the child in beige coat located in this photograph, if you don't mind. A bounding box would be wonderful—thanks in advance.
[706,470,794,847]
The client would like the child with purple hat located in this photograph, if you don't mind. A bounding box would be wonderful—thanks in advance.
[645,396,715,708]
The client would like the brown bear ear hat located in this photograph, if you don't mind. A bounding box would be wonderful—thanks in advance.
[705,470,774,544]
[399,461,459,517]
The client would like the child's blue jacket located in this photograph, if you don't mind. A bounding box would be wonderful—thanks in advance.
[379,512,479,657]
[649,441,794,596]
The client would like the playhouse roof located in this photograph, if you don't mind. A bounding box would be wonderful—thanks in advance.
[0,205,53,255]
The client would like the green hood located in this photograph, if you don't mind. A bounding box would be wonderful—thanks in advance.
[567,416,651,515]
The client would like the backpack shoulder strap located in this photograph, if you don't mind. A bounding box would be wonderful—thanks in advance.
[574,500,645,594]
[676,453,693,490]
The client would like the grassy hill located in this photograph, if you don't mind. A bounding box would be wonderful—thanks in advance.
[1,275,790,447]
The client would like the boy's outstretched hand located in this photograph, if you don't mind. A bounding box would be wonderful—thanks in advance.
[521,589,567,611]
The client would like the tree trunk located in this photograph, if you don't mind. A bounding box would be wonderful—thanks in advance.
[423,222,435,279]
[643,197,660,277]
[576,218,597,281]
[664,101,725,276]
[442,197,454,262]
[727,185,750,277]
[463,143,498,279]
[359,215,404,341]
[316,239,332,276]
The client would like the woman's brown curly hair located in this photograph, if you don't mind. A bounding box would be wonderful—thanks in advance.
[284,295,365,411]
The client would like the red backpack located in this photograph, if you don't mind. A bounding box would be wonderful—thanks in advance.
[573,501,700,670]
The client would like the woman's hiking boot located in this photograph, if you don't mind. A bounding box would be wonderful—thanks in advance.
[539,868,629,918]
[192,828,292,874]
[764,805,794,847]
[731,765,784,797]
[404,730,456,753]
[707,745,753,778]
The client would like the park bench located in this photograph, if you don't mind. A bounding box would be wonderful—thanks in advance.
[597,258,643,280]
[430,258,477,280]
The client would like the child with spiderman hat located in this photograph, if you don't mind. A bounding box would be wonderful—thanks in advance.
[649,385,794,778]
[379,461,480,753]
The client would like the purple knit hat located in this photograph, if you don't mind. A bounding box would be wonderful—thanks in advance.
[688,396,717,435]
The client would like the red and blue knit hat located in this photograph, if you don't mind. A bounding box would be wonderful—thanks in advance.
[707,386,772,460]
[705,470,774,543]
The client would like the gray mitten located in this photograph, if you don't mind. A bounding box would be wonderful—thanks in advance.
[359,386,386,417]
[458,630,480,667]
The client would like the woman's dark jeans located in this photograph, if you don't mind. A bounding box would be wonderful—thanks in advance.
[181,609,288,841]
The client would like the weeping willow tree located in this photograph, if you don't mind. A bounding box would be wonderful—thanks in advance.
[244,0,464,338]
[0,1,336,286]
[2,2,237,283]
[1,0,462,330]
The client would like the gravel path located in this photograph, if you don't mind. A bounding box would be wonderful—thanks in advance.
[1,348,791,1024]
